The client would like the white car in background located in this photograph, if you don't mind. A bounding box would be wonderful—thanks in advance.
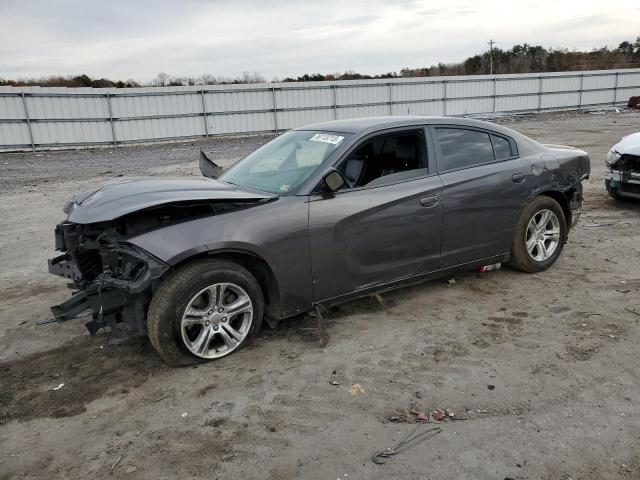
[605,132,640,201]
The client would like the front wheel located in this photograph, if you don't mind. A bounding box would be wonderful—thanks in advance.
[508,196,567,273]
[147,258,264,366]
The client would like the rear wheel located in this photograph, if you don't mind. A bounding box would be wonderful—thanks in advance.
[508,196,567,273]
[147,258,264,366]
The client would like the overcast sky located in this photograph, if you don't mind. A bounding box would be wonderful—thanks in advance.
[1,0,639,82]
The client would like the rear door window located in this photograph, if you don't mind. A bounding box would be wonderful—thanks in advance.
[435,128,494,171]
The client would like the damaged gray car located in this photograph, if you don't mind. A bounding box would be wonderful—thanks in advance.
[604,132,640,200]
[48,117,590,366]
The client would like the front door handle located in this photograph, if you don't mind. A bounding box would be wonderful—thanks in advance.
[512,173,527,183]
[419,196,439,208]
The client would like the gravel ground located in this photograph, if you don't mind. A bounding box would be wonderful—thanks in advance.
[0,135,274,192]
[1,111,640,480]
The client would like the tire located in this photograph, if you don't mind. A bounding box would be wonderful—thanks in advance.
[147,258,264,367]
[508,196,567,273]
[605,179,624,201]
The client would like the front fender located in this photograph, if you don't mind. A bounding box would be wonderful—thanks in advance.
[126,196,314,319]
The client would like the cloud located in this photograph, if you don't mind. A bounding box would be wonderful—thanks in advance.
[0,0,638,81]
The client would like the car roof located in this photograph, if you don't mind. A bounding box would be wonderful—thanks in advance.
[294,115,512,135]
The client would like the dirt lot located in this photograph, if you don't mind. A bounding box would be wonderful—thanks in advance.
[1,111,639,480]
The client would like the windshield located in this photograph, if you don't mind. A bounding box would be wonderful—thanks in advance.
[219,130,349,194]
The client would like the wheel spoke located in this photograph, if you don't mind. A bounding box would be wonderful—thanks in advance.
[543,227,560,241]
[526,233,536,253]
[192,327,212,354]
[183,315,206,327]
[537,240,548,259]
[217,328,236,348]
[221,322,244,341]
[185,305,208,317]
[536,210,551,228]
[225,295,252,316]
[207,284,224,308]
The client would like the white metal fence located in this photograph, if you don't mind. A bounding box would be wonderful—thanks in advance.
[1,68,639,152]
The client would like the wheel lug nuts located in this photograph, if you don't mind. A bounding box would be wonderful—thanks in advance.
[213,325,219,331]
[221,317,227,322]
[218,308,224,313]
[208,310,213,315]
[205,320,210,326]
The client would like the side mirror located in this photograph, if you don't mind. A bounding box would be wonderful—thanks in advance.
[199,150,224,179]
[322,169,346,193]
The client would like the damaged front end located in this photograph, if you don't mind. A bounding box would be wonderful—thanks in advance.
[47,177,275,336]
[604,133,640,200]
[49,221,168,336]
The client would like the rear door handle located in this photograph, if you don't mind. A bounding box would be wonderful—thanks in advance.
[512,173,527,183]
[419,196,438,208]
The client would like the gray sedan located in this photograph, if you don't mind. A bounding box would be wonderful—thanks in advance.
[48,116,590,365]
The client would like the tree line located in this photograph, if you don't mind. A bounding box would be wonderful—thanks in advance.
[2,36,639,88]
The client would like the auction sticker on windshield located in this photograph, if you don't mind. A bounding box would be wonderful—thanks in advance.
[309,133,344,145]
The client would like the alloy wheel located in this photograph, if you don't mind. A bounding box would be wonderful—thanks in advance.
[525,209,561,262]
[180,282,253,359]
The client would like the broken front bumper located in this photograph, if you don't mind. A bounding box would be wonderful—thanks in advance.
[48,243,169,336]
[604,168,640,199]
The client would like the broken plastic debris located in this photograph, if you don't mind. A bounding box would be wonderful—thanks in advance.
[432,409,446,422]
[476,263,501,273]
[447,278,456,285]
[348,383,365,396]
[329,380,341,386]
[416,411,429,423]
[124,466,137,474]
[181,412,189,418]
[50,383,65,391]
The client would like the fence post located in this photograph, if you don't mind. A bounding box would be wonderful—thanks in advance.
[578,74,584,110]
[492,77,497,113]
[443,80,447,116]
[271,87,279,133]
[538,76,543,111]
[106,93,117,148]
[333,84,338,119]
[388,83,393,115]
[613,72,619,106]
[200,89,209,138]
[20,92,35,152]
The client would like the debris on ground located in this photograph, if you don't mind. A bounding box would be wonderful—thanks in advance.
[348,383,365,396]
[416,411,429,423]
[383,406,458,424]
[476,263,501,273]
[628,96,640,109]
[50,383,65,391]
[447,278,456,286]
[432,409,446,422]
[372,425,442,464]
[111,455,122,470]
[387,410,412,423]
[329,380,341,386]
[124,466,137,474]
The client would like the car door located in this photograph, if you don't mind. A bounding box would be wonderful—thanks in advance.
[432,126,532,267]
[308,128,443,303]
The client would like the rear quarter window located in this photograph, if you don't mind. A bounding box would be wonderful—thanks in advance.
[492,135,513,160]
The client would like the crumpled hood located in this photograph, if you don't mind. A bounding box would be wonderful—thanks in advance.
[65,177,275,224]
[612,132,640,156]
